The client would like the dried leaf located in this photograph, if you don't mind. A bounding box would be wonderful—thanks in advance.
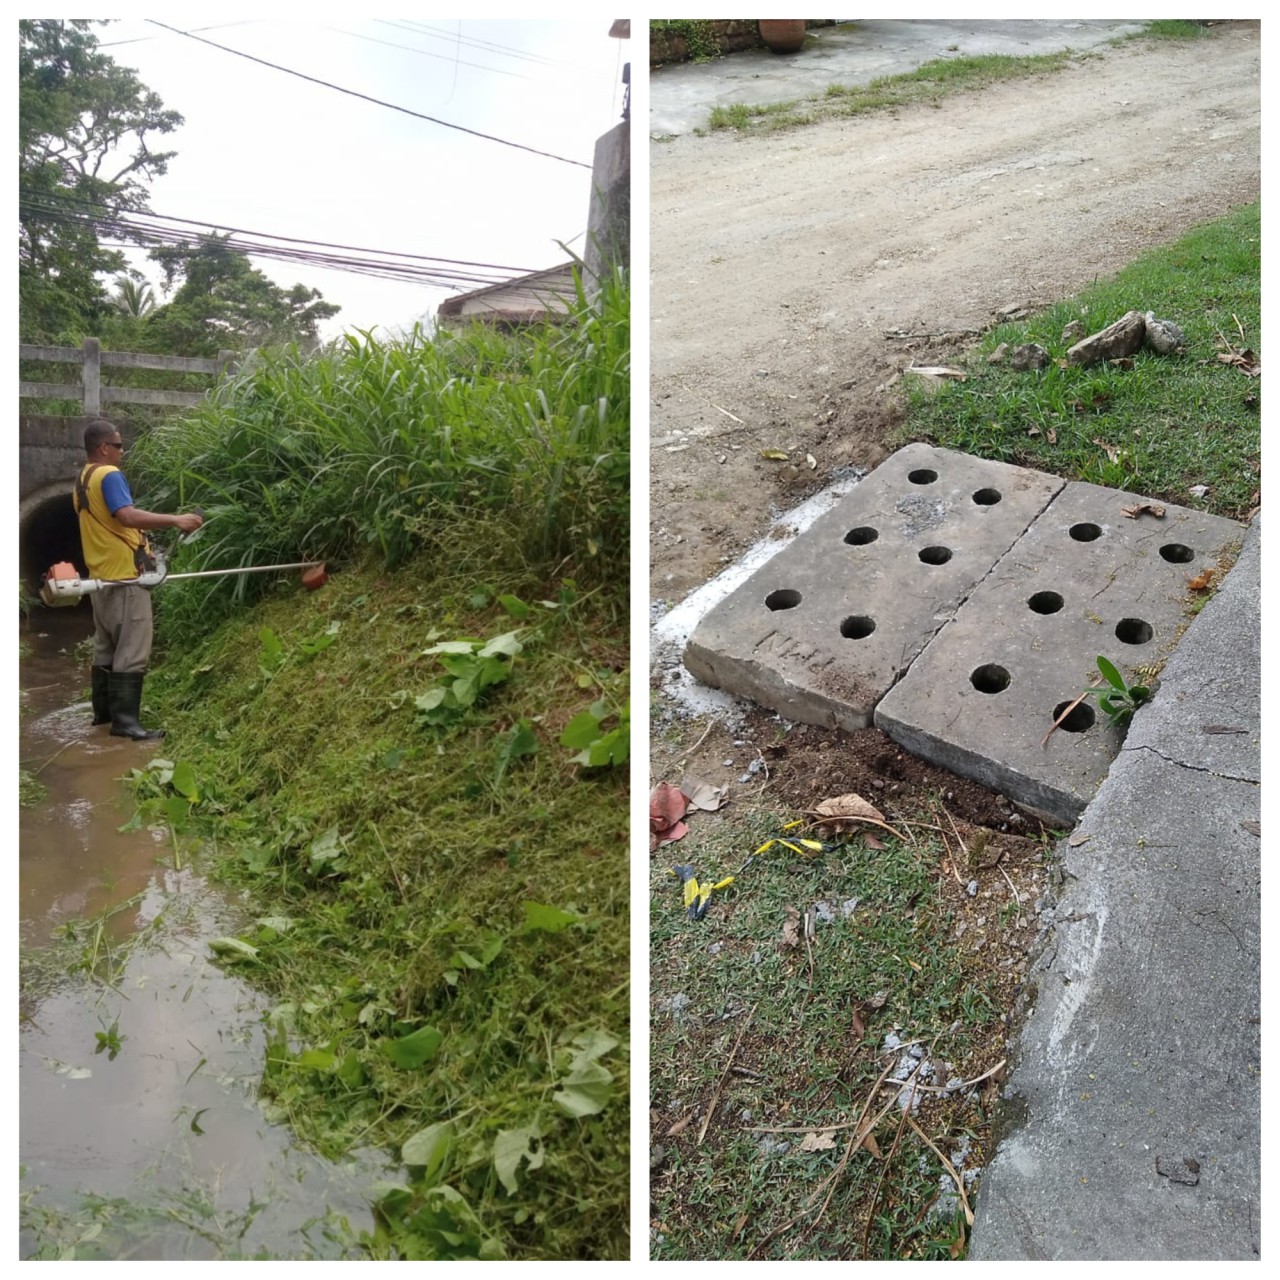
[1092,437,1120,462]
[1068,833,1093,847]
[812,793,886,823]
[861,1132,883,1159]
[806,453,818,470]
[1202,725,1245,735]
[665,1114,692,1138]
[1240,820,1261,837]
[1121,502,1165,520]
[780,906,801,949]
[733,1214,749,1239]
[851,1007,865,1038]
[1186,569,1214,591]
[864,832,886,851]
[1046,427,1058,444]
[760,449,790,461]
[1027,426,1041,437]
[797,1131,837,1152]
[866,991,889,1010]
[683,779,729,812]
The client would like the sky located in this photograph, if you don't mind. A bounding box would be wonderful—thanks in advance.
[91,17,630,339]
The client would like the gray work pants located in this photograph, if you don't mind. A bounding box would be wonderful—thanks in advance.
[89,583,154,674]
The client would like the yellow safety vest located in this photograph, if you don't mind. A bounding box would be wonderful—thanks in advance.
[74,463,152,581]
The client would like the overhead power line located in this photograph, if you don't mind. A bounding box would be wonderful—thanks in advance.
[21,193,546,291]
[145,20,592,169]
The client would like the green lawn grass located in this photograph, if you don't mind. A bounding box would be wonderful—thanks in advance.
[904,203,1260,520]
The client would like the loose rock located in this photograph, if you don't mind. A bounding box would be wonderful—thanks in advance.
[1010,343,1050,371]
[1066,309,1147,367]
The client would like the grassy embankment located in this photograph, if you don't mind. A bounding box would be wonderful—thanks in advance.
[649,209,1258,1260]
[703,20,1212,135]
[122,272,630,1260]
[907,202,1260,525]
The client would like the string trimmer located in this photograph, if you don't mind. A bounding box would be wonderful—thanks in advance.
[39,550,329,608]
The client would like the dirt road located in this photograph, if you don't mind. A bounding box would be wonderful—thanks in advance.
[650,23,1260,602]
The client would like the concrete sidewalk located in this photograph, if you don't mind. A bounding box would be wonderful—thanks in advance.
[969,518,1261,1260]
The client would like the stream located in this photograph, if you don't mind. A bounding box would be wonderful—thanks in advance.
[18,606,389,1260]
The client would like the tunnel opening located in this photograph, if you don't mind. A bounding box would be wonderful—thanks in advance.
[20,491,88,604]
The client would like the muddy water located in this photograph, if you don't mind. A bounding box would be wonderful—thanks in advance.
[19,609,390,1260]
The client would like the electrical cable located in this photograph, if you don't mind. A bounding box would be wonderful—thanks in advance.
[144,20,592,169]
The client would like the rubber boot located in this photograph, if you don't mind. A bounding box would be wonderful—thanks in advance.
[108,670,165,741]
[91,665,112,726]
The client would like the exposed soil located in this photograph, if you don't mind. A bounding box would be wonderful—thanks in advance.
[650,22,1261,602]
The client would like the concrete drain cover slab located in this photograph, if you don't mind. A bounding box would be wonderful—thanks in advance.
[876,481,1244,823]
[683,443,1064,731]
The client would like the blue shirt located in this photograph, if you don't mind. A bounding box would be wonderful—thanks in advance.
[101,470,134,514]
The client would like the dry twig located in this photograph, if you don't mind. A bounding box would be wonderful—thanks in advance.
[698,1004,756,1145]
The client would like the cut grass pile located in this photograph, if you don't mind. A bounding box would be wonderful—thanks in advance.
[650,799,1048,1260]
[905,203,1260,520]
[138,556,629,1260]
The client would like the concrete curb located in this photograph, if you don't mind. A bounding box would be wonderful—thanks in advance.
[968,519,1260,1259]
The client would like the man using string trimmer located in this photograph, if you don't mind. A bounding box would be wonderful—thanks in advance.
[74,417,204,740]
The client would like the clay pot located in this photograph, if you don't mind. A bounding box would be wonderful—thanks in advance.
[758,20,807,53]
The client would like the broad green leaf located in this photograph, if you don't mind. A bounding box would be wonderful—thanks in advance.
[493,1125,544,1195]
[1096,655,1127,692]
[308,826,344,874]
[383,1024,444,1069]
[423,640,479,656]
[208,936,259,961]
[259,626,285,669]
[478,631,522,658]
[569,1029,620,1062]
[165,795,190,828]
[256,916,295,933]
[553,1059,613,1117]
[297,1046,337,1071]
[523,902,580,933]
[559,709,603,750]
[402,1120,452,1180]
[415,688,447,712]
[498,594,530,619]
[170,760,200,802]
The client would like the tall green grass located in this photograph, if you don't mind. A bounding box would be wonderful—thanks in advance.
[133,268,628,639]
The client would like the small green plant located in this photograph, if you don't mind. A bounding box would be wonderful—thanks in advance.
[559,697,630,768]
[1086,655,1151,727]
[93,1018,126,1060]
[414,631,523,726]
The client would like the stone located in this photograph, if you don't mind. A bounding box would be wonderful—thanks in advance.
[1010,343,1050,371]
[1066,309,1147,367]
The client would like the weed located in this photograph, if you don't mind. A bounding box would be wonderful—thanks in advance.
[1086,656,1151,728]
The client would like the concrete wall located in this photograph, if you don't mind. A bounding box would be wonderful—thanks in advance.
[585,119,630,287]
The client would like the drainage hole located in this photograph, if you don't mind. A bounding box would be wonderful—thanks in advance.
[971,664,1010,694]
[908,468,938,485]
[1052,700,1095,733]
[844,526,879,546]
[1028,590,1064,615]
[839,615,876,640]
[918,545,952,565]
[1069,522,1103,542]
[1160,543,1194,564]
[765,589,801,611]
[1115,617,1153,645]
[973,487,1002,506]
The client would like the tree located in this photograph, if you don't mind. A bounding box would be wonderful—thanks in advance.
[141,234,341,355]
[110,274,156,318]
[19,19,182,340]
